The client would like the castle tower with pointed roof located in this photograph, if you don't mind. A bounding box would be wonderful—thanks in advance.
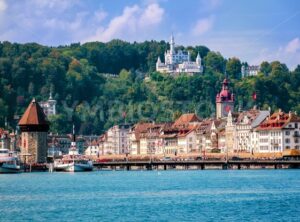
[216,78,235,119]
[18,99,49,163]
[156,35,203,74]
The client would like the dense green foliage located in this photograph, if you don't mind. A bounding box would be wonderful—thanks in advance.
[0,40,299,134]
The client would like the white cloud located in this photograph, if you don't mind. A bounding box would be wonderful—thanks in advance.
[0,0,7,11]
[84,3,164,42]
[100,5,140,42]
[249,39,300,70]
[0,0,92,44]
[285,37,300,53]
[139,3,164,26]
[94,10,108,23]
[44,11,88,31]
[192,16,214,36]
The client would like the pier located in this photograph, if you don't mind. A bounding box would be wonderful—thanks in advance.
[93,160,300,170]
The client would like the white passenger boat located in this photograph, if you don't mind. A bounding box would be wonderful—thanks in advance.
[53,144,93,172]
[0,149,21,173]
[53,126,93,172]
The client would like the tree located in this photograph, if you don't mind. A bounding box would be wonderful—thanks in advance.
[204,51,225,73]
[260,61,271,76]
[226,57,242,79]
[294,65,300,73]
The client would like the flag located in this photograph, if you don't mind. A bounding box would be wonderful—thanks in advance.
[252,92,257,101]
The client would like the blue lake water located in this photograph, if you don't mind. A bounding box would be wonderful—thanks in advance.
[1,170,300,221]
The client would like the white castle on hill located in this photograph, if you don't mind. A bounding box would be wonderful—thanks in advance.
[156,35,203,75]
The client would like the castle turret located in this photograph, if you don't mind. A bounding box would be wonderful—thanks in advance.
[196,53,201,65]
[18,99,49,163]
[170,34,175,54]
[156,57,161,65]
[216,78,235,119]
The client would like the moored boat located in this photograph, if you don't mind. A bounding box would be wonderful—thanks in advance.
[53,125,93,172]
[0,149,21,174]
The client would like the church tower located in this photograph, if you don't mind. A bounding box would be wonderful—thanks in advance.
[216,78,235,119]
[19,99,49,163]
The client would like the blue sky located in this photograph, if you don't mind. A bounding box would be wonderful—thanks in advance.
[0,0,300,69]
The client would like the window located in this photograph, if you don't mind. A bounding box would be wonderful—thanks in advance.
[295,123,298,129]
[285,131,290,136]
[285,138,290,143]
[295,139,299,143]
[189,137,192,142]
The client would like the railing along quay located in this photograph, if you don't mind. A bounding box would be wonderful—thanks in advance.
[93,160,300,170]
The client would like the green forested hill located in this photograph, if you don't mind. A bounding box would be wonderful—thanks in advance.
[0,40,299,134]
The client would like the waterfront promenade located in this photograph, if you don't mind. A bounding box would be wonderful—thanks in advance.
[94,159,300,170]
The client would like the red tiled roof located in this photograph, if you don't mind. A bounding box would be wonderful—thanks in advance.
[0,128,9,137]
[236,109,261,124]
[196,119,225,135]
[19,99,49,126]
[131,122,153,140]
[177,124,199,137]
[256,111,300,130]
[173,113,200,127]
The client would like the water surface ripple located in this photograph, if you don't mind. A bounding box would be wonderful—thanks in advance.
[1,170,299,221]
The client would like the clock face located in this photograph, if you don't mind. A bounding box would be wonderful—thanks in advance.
[224,105,231,113]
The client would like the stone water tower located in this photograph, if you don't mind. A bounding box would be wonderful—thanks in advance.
[18,99,49,163]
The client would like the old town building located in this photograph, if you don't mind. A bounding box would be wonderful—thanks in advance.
[177,125,198,154]
[256,110,300,153]
[128,122,153,155]
[84,139,99,156]
[0,128,10,150]
[196,119,226,154]
[139,123,165,155]
[100,124,131,155]
[235,109,270,153]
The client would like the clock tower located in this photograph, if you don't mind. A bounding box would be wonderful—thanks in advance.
[216,78,235,119]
